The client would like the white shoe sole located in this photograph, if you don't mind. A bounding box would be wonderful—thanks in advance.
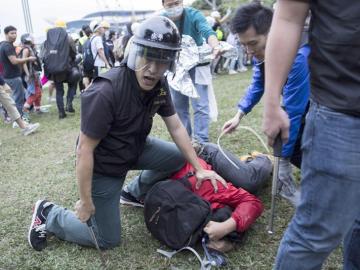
[28,199,43,249]
[119,198,144,208]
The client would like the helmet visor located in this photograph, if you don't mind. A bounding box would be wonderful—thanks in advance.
[127,43,178,73]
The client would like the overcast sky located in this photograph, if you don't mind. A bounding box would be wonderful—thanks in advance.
[0,0,194,42]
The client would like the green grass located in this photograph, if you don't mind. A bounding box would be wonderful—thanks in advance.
[0,72,342,269]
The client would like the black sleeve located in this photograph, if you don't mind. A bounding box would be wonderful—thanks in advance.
[80,79,115,139]
[4,43,16,58]
[157,80,175,117]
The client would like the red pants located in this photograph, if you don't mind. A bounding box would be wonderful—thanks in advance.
[26,80,42,108]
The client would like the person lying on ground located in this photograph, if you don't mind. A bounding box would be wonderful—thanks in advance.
[171,157,266,252]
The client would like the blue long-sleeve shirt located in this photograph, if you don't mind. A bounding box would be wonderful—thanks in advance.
[238,44,311,157]
[167,7,216,46]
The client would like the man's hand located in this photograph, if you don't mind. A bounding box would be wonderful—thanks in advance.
[75,199,95,223]
[262,105,290,146]
[27,56,37,62]
[195,169,227,192]
[212,46,222,59]
[222,111,244,134]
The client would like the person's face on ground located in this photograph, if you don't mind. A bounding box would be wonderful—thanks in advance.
[163,0,184,20]
[237,26,267,61]
[135,56,168,91]
[6,30,17,43]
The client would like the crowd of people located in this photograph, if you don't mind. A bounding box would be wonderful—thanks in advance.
[1,0,359,269]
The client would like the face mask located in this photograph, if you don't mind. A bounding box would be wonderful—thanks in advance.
[165,6,183,18]
[105,30,110,39]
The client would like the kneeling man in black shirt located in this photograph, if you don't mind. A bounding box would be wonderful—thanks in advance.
[28,16,226,251]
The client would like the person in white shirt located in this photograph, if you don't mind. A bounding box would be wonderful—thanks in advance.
[89,20,110,77]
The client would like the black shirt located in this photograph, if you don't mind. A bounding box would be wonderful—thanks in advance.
[0,41,21,79]
[81,66,175,177]
[0,75,5,85]
[309,0,360,116]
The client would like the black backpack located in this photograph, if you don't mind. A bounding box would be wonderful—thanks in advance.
[144,179,211,250]
[83,36,98,73]
[42,27,70,76]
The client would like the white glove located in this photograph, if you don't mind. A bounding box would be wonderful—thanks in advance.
[278,157,300,207]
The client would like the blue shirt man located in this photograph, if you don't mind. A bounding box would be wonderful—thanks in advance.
[222,3,310,206]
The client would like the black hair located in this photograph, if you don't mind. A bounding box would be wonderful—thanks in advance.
[84,27,92,38]
[4,25,17,34]
[231,3,273,35]
[109,30,116,39]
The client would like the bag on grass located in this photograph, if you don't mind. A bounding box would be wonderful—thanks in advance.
[144,179,211,250]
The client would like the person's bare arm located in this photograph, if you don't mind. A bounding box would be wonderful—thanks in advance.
[262,0,309,146]
[207,35,222,58]
[97,48,110,68]
[8,54,36,65]
[22,48,30,77]
[74,131,101,222]
[163,114,227,192]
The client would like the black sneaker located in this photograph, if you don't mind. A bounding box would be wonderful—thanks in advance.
[28,200,54,251]
[120,186,144,207]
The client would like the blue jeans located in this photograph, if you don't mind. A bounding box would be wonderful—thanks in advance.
[170,67,210,143]
[127,136,185,200]
[275,101,360,270]
[4,77,25,115]
[46,136,185,249]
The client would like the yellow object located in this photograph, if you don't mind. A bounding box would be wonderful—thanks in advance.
[54,19,67,28]
[100,20,110,29]
[216,29,223,41]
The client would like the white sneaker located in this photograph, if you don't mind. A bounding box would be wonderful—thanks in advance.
[238,67,248,72]
[13,121,19,128]
[21,123,40,136]
[228,70,238,75]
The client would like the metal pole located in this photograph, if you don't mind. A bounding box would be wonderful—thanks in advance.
[267,135,282,234]
[21,0,30,33]
[24,0,34,33]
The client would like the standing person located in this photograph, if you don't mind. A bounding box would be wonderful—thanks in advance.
[20,33,43,119]
[28,16,225,252]
[0,25,36,115]
[105,30,116,66]
[222,3,310,206]
[89,20,110,77]
[262,1,360,269]
[43,20,77,119]
[79,25,93,88]
[0,74,40,135]
[162,0,222,143]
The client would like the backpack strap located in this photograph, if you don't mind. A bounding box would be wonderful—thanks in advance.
[90,36,99,63]
[157,246,212,270]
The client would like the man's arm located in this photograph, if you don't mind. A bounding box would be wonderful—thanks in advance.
[163,114,227,192]
[97,48,110,68]
[222,63,264,133]
[262,0,309,146]
[74,131,101,222]
[21,48,30,78]
[8,54,35,65]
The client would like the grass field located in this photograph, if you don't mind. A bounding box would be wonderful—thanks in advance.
[0,71,342,269]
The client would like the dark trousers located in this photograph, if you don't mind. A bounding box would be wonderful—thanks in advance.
[54,81,76,113]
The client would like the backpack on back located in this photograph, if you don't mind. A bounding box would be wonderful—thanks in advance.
[144,179,211,250]
[42,27,69,76]
[83,36,98,73]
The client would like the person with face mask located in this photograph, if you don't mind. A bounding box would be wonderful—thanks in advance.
[28,16,226,252]
[161,0,222,144]
[222,3,311,207]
